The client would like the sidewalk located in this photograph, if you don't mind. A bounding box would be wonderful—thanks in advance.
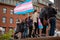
[13,37,60,40]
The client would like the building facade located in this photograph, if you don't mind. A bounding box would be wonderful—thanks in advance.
[32,0,49,12]
[54,0,60,11]
[0,0,29,33]
[0,0,48,33]
[54,0,60,30]
[54,0,60,19]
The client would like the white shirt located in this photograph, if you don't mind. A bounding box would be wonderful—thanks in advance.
[32,12,39,23]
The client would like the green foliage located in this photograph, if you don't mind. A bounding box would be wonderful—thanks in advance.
[0,30,14,40]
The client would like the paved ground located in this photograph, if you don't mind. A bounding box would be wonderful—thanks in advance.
[13,37,60,40]
[13,31,60,40]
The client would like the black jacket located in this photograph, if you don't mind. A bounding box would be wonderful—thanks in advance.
[39,7,57,20]
[48,7,57,18]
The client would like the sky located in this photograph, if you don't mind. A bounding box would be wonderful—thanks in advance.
[49,0,54,3]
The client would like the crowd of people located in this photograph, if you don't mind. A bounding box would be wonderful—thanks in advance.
[14,2,57,39]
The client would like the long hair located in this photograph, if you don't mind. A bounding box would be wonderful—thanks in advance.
[33,10,37,13]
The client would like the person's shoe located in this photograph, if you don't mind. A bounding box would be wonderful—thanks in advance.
[38,35,40,37]
[32,34,36,38]
[14,36,18,39]
[35,34,38,38]
[31,35,33,38]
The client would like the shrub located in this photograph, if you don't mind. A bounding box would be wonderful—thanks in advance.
[0,30,14,40]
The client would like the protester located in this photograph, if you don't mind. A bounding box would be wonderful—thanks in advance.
[23,18,29,38]
[39,2,57,36]
[38,17,43,37]
[27,16,33,38]
[32,10,39,37]
[39,6,49,36]
[47,2,57,36]
[14,2,57,38]
[14,19,25,39]
[20,19,26,38]
[14,20,21,39]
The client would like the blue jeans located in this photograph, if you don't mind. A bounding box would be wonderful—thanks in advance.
[49,17,56,36]
[23,28,28,38]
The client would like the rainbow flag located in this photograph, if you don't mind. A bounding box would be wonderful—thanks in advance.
[14,0,34,14]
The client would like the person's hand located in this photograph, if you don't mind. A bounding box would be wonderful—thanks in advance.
[48,23,50,31]
[43,20,47,26]
[33,23,35,30]
[47,19,49,23]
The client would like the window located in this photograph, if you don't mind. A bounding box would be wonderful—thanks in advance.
[3,8,7,14]
[1,0,4,3]
[32,0,38,4]
[40,8,42,12]
[7,0,10,4]
[10,18,13,24]
[10,9,14,14]
[2,27,6,34]
[38,0,48,5]
[14,1,16,5]
[0,27,6,34]
[38,0,42,3]
[9,27,13,31]
[2,17,6,23]
[0,0,1,2]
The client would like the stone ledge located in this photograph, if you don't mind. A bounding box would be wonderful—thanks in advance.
[14,37,60,40]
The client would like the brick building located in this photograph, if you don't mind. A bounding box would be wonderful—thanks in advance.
[0,0,29,33]
[0,0,49,33]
